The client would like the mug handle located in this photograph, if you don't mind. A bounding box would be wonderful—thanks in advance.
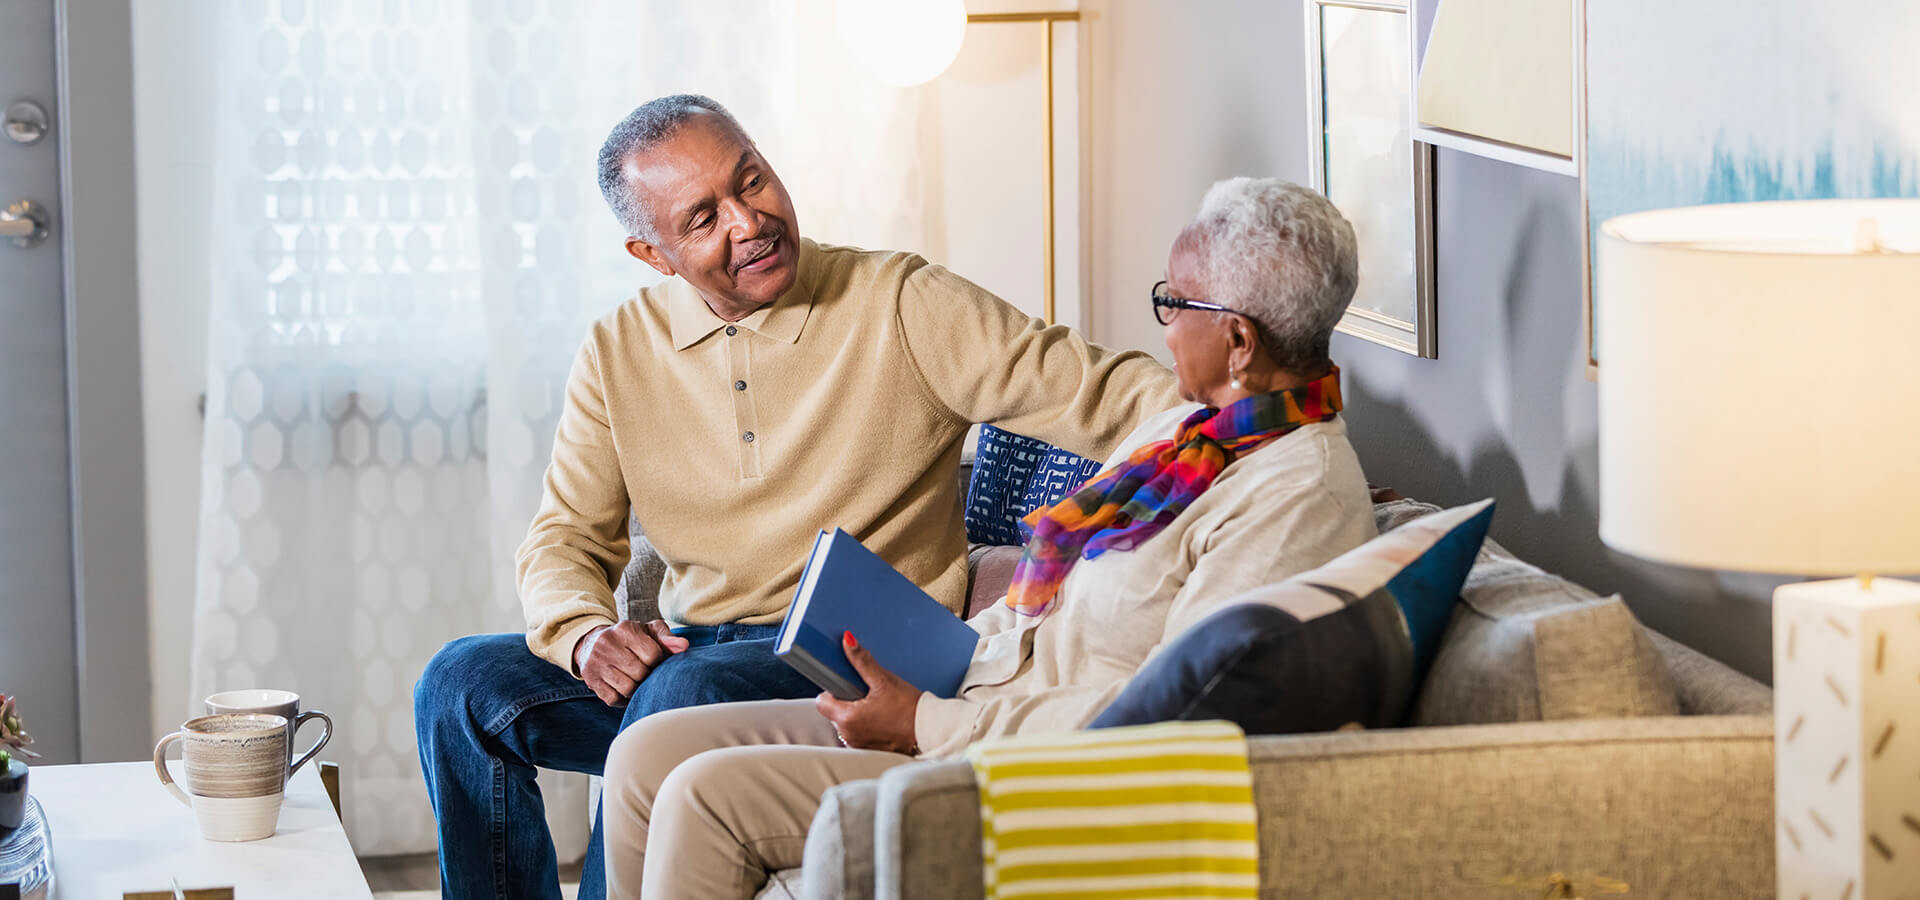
[152,731,191,807]
[289,710,333,777]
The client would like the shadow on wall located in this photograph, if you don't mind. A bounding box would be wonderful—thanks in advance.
[1330,149,1777,683]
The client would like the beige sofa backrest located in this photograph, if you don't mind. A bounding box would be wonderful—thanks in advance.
[1372,498,1769,724]
[617,498,1772,724]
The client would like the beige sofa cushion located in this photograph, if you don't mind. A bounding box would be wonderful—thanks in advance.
[1372,498,1680,725]
[1414,591,1680,725]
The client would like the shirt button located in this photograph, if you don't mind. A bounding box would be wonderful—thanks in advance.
[725,325,738,336]
[742,431,755,443]
[734,380,747,391]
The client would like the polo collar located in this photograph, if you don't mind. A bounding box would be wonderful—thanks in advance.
[665,239,818,350]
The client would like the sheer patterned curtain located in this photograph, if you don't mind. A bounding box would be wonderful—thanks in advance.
[189,0,932,856]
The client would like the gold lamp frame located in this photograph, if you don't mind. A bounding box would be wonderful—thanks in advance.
[964,11,1081,324]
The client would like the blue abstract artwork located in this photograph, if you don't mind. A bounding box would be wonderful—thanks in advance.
[1584,0,1920,363]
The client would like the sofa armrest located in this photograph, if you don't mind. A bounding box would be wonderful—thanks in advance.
[617,524,668,624]
[873,758,985,900]
[1646,628,1773,715]
[803,778,881,900]
[869,716,1774,900]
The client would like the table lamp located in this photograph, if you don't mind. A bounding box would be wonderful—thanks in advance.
[1596,198,1920,898]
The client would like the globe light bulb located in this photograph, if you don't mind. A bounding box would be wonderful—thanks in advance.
[835,0,969,87]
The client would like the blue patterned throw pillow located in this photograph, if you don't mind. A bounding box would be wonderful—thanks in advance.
[1092,499,1495,733]
[964,425,1105,546]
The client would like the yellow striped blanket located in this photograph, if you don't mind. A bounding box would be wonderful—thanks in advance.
[963,720,1258,900]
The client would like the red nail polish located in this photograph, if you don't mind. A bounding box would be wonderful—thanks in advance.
[843,630,857,649]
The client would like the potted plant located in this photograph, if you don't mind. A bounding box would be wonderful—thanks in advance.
[0,693,38,836]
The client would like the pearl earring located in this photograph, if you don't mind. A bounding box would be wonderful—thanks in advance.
[1229,372,1242,391]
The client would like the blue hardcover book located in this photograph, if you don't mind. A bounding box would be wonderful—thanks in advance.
[775,528,981,701]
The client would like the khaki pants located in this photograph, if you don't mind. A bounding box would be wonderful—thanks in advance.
[601,698,916,899]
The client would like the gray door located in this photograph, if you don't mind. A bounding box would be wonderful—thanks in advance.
[0,0,80,764]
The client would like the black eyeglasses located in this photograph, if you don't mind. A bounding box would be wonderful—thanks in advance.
[1150,280,1235,325]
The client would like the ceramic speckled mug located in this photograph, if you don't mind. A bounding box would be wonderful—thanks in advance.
[153,713,288,841]
[204,689,331,776]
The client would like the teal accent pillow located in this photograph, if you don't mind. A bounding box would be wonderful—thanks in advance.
[1386,499,1495,679]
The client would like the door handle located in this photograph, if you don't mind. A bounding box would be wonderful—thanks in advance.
[1,200,51,248]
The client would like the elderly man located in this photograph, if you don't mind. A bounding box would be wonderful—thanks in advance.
[413,94,1179,899]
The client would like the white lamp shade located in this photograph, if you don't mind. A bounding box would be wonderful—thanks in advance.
[835,0,968,87]
[1597,198,1920,575]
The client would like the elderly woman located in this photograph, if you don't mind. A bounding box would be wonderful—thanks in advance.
[598,177,1377,899]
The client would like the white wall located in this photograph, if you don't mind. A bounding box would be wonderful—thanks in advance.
[132,0,216,740]
[923,0,1084,329]
[1082,0,1312,357]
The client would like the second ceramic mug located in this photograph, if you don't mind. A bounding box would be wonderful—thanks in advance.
[153,713,288,841]
[204,689,332,776]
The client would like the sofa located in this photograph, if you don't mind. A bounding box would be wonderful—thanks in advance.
[615,432,1776,899]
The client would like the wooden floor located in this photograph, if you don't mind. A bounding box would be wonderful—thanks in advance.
[362,852,582,899]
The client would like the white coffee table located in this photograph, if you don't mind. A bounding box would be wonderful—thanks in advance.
[28,761,373,899]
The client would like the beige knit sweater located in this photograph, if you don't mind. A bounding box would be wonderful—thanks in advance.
[515,239,1182,672]
[913,404,1377,758]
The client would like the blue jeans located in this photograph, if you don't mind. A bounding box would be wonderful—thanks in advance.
[413,624,819,900]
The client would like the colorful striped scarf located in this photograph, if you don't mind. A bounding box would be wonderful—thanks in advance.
[1003,368,1342,616]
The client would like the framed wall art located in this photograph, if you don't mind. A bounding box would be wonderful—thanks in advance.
[1409,0,1580,177]
[1582,0,1920,369]
[1305,0,1438,359]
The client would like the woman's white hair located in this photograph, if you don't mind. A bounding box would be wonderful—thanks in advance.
[1189,177,1358,372]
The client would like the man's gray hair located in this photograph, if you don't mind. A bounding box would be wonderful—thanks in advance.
[1189,177,1359,373]
[596,94,747,241]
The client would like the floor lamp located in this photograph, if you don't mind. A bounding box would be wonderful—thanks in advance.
[836,1,1081,324]
[963,11,1079,326]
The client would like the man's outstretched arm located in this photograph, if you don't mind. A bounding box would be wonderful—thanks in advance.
[894,258,1182,462]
